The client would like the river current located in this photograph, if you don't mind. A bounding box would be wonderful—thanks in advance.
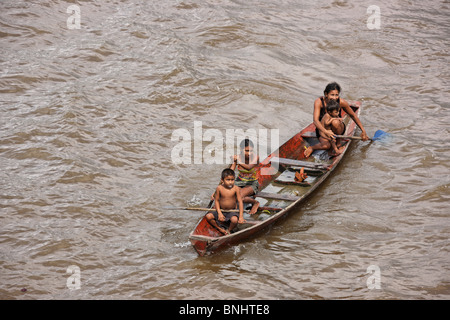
[0,0,449,299]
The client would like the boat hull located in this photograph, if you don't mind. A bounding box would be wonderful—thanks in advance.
[189,102,362,256]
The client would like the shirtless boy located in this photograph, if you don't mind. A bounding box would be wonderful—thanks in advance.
[231,139,260,215]
[205,168,245,235]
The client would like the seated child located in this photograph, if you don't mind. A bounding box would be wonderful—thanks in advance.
[231,139,260,215]
[205,168,245,235]
[304,100,346,157]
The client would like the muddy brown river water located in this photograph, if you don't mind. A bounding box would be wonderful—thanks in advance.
[0,0,449,299]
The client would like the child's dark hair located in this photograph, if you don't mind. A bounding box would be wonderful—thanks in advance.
[324,82,341,95]
[221,168,235,180]
[239,138,254,149]
[327,99,340,113]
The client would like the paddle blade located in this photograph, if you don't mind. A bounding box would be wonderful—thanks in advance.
[372,130,389,141]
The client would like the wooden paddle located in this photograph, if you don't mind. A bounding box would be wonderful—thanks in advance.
[336,130,389,141]
[336,135,367,140]
[165,206,248,213]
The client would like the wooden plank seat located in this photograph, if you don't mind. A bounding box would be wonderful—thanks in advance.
[255,192,299,202]
[275,170,311,186]
[258,206,283,212]
[301,132,317,138]
[270,157,329,170]
[286,166,325,176]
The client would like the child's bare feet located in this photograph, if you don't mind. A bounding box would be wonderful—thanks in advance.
[331,146,345,157]
[216,226,229,235]
[304,146,313,158]
[249,201,260,215]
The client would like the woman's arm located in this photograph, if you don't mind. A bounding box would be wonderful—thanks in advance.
[340,99,369,140]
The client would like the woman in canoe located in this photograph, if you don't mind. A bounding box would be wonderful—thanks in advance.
[304,82,369,158]
[231,139,260,215]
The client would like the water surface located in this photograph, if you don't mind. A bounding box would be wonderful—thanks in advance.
[0,0,449,299]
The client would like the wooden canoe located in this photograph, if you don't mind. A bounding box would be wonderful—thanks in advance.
[189,101,362,256]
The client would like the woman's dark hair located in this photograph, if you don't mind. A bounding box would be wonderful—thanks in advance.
[324,82,341,95]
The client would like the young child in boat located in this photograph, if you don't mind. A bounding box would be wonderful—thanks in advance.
[206,168,245,235]
[231,139,260,215]
[312,82,368,143]
[305,100,346,157]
